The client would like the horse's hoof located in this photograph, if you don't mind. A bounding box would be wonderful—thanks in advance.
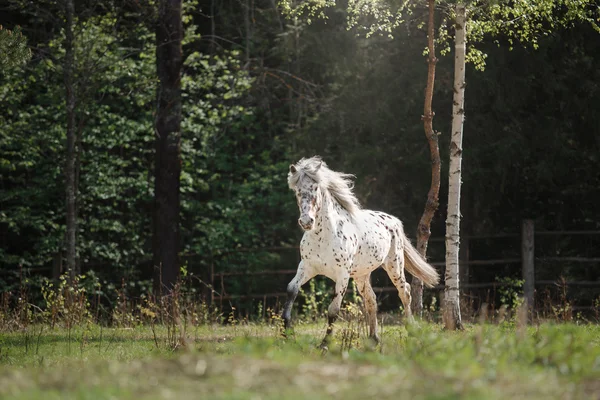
[319,344,329,354]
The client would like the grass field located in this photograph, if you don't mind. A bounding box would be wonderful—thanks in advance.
[1,321,600,399]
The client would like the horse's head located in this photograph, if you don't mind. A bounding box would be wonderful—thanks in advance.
[289,163,323,231]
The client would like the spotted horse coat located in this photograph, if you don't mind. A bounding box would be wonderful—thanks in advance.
[282,156,440,348]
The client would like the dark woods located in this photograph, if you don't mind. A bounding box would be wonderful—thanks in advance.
[0,0,599,320]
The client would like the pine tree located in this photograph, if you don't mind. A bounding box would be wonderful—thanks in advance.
[0,25,31,70]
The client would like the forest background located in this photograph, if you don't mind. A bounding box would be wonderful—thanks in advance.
[1,0,599,317]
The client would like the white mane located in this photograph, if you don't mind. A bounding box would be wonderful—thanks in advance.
[288,156,361,217]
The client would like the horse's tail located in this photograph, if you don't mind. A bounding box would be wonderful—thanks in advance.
[403,233,440,288]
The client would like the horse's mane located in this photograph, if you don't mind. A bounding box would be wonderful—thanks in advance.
[288,156,361,217]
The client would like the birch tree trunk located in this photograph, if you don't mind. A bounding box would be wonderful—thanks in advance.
[63,0,79,282]
[412,0,441,317]
[443,2,466,330]
[153,0,183,293]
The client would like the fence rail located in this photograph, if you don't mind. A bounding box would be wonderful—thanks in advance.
[2,222,599,310]
[209,221,600,307]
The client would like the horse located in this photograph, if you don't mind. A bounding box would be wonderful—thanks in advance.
[281,156,440,347]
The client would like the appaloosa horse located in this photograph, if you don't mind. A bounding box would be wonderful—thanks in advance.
[282,156,439,347]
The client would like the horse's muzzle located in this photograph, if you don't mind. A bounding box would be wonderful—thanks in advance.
[298,215,314,231]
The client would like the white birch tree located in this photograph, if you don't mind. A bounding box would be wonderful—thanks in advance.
[443,2,466,330]
[442,1,598,330]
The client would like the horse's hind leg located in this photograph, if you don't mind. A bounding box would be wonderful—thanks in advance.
[355,274,380,344]
[320,275,350,349]
[383,239,414,322]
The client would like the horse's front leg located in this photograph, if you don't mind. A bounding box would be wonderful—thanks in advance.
[319,275,350,350]
[355,274,380,344]
[281,261,312,335]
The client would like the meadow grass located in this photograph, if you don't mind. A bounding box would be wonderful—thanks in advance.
[1,321,599,399]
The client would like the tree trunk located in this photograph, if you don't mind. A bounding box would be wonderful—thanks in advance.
[63,0,78,282]
[412,0,441,316]
[443,2,466,331]
[153,0,183,293]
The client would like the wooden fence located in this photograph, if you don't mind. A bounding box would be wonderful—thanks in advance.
[208,220,600,310]
[2,220,598,313]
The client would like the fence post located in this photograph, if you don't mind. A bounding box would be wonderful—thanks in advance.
[209,252,214,306]
[521,219,535,310]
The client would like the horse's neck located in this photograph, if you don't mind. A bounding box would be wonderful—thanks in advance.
[315,191,348,233]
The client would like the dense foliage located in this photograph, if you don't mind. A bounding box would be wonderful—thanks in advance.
[0,25,31,69]
[0,0,599,309]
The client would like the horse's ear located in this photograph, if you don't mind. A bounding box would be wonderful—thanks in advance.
[289,164,297,174]
[316,161,323,170]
